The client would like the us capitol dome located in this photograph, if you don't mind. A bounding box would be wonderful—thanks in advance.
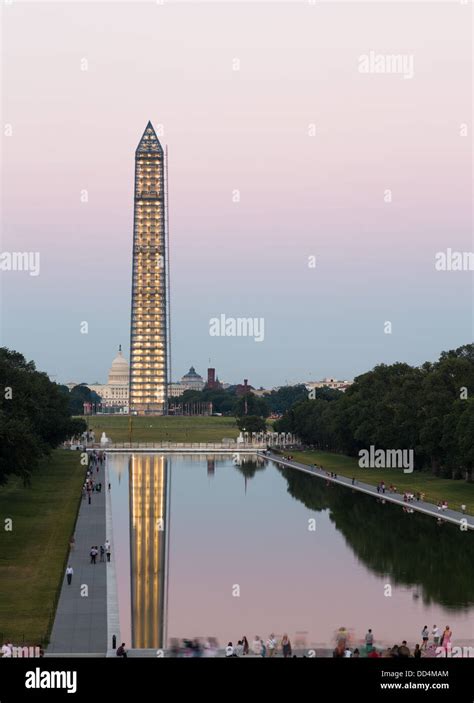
[107,346,130,385]
[87,346,130,410]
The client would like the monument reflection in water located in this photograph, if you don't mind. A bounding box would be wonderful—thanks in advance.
[129,454,170,649]
[109,454,473,648]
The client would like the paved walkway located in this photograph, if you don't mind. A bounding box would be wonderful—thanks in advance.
[48,464,108,654]
[263,452,474,530]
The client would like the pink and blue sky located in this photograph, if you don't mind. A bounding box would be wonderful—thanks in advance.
[1,1,472,387]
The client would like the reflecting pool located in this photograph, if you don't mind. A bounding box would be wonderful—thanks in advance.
[109,453,474,649]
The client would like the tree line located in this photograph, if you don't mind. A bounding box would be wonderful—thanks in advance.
[0,348,86,485]
[175,383,307,417]
[275,344,474,481]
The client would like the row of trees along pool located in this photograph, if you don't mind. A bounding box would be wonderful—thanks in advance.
[0,347,86,485]
[275,344,474,481]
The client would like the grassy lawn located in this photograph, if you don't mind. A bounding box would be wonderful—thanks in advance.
[0,450,84,644]
[287,450,474,516]
[84,415,240,443]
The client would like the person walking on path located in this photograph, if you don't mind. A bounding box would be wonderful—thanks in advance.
[66,565,73,585]
[421,626,429,650]
[90,546,98,564]
[105,539,111,562]
[69,535,75,551]
[100,545,105,562]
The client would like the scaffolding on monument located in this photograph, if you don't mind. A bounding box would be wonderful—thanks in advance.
[164,144,171,416]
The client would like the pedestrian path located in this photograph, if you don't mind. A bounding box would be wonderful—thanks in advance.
[48,467,108,654]
[263,452,474,530]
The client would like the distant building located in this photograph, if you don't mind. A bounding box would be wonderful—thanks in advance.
[167,366,205,397]
[235,379,254,397]
[305,377,353,393]
[181,366,205,391]
[205,367,222,390]
[87,346,130,409]
[251,387,272,397]
[168,383,185,398]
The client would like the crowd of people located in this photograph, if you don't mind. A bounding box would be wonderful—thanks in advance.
[88,540,111,565]
[82,451,108,504]
[164,625,457,657]
[168,638,220,657]
[167,634,294,658]
[332,625,454,658]
[286,460,462,518]
[225,634,293,658]
[64,452,111,586]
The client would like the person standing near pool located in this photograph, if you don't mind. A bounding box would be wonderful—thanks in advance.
[251,636,261,655]
[267,634,277,657]
[440,626,452,654]
[281,634,292,658]
[421,625,429,650]
[365,628,374,650]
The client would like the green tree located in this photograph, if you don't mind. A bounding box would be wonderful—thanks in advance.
[0,347,81,485]
[69,385,102,415]
[418,355,474,475]
[234,393,270,418]
[236,415,267,433]
[455,399,474,481]
[173,388,237,414]
[275,343,474,480]
[266,385,308,414]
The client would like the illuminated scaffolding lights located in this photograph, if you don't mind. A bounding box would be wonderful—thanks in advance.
[129,121,169,415]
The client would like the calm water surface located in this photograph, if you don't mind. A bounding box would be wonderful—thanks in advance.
[109,453,474,649]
